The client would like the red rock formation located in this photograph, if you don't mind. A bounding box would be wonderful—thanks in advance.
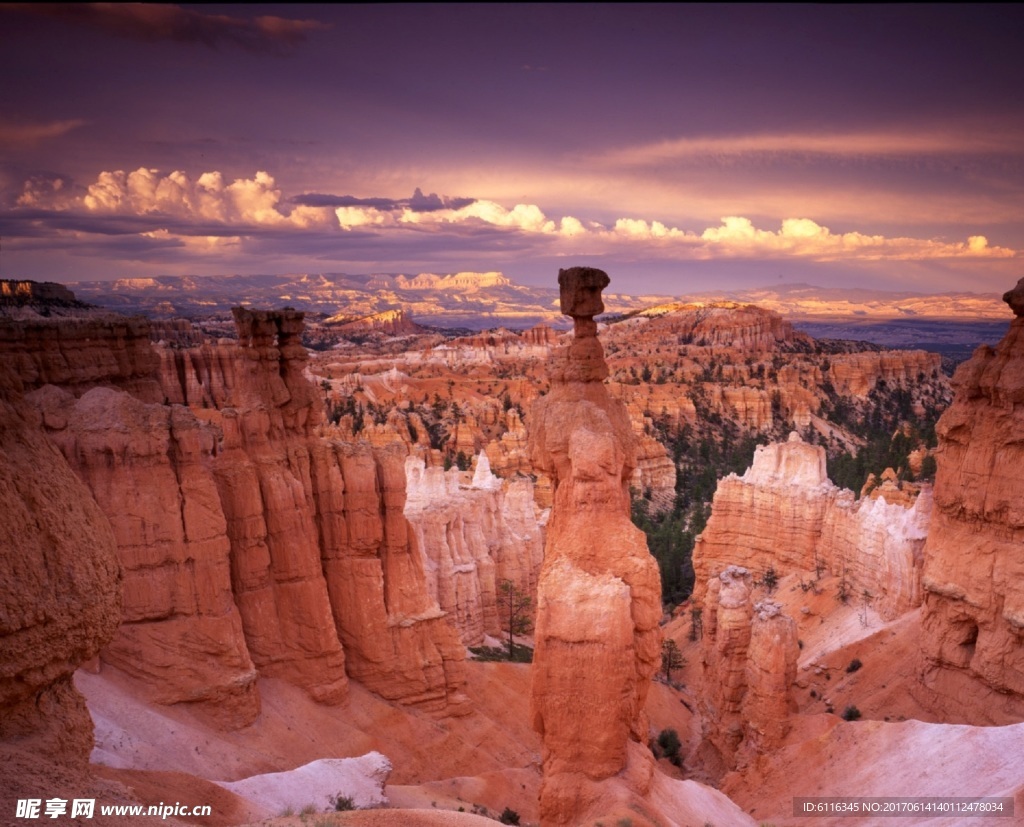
[694,432,930,621]
[629,302,802,350]
[741,600,799,756]
[30,384,262,728]
[919,278,1024,723]
[699,569,798,772]
[0,389,121,772]
[312,441,470,714]
[0,316,162,401]
[828,350,941,397]
[699,566,753,765]
[330,308,426,336]
[528,267,662,826]
[8,307,471,725]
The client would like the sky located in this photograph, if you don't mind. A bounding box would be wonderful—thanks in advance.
[1,3,1023,296]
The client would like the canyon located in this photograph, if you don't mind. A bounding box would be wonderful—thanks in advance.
[1,273,1022,826]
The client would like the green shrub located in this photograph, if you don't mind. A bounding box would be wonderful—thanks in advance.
[846,658,862,673]
[499,807,521,825]
[841,705,862,721]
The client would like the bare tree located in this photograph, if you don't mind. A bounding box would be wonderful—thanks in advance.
[497,579,532,661]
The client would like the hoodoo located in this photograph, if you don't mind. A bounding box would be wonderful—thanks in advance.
[528,268,663,825]
[919,275,1024,723]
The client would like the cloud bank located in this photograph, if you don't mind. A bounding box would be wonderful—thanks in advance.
[3,167,1017,275]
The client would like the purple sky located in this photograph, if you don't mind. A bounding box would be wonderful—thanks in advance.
[1,3,1022,295]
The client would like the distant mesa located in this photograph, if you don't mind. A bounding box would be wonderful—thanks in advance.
[0,279,101,321]
[394,271,511,291]
[1,279,83,306]
[325,308,426,336]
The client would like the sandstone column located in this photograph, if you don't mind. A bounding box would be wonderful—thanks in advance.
[528,267,663,826]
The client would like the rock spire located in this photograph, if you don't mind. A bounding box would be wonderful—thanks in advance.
[528,268,662,825]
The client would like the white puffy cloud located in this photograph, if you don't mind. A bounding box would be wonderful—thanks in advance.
[12,166,1019,267]
[697,216,1015,260]
[80,167,334,227]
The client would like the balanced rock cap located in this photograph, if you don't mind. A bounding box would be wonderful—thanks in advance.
[558,266,610,318]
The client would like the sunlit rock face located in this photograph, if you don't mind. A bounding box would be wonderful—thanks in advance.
[827,350,942,397]
[528,268,662,826]
[694,432,930,621]
[919,278,1024,723]
[31,383,263,729]
[404,452,545,647]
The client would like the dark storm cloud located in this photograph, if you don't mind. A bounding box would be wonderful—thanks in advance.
[8,3,329,54]
[0,208,241,238]
[291,188,476,213]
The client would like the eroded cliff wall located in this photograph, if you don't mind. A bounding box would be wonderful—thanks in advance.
[918,278,1024,723]
[404,453,545,647]
[7,308,471,728]
[693,432,930,621]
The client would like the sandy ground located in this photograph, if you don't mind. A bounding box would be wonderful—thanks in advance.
[78,659,542,825]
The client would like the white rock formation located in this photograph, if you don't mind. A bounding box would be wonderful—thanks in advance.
[216,753,391,815]
[694,432,931,620]
[404,453,545,646]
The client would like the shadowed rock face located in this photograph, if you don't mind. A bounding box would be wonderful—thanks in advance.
[1002,276,1024,317]
[919,279,1024,723]
[699,568,798,773]
[0,388,121,769]
[528,267,662,826]
[7,306,469,729]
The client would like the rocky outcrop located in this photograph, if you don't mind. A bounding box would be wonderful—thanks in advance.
[632,302,802,350]
[528,267,662,826]
[0,316,162,401]
[1,279,79,304]
[919,278,1024,722]
[827,350,942,397]
[0,391,121,768]
[694,432,930,621]
[699,568,798,772]
[699,567,753,765]
[404,453,545,647]
[9,307,471,726]
[30,384,262,729]
[741,600,799,755]
[313,441,470,714]
[329,308,425,336]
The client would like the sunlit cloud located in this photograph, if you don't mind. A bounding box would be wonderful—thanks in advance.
[693,217,1015,261]
[3,166,1018,272]
[13,172,78,209]
[78,168,335,228]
